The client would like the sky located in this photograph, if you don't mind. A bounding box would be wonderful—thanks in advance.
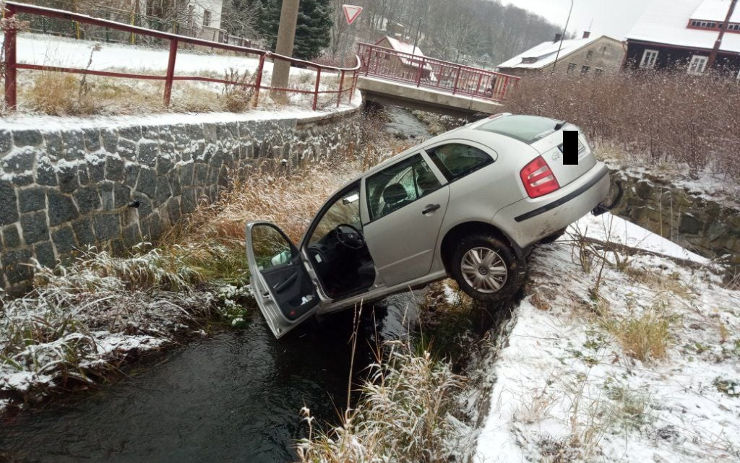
[501,0,652,39]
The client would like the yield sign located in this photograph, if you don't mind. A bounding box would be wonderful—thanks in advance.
[343,4,363,25]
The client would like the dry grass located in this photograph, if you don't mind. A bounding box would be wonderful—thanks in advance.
[296,341,465,463]
[504,71,740,176]
[603,307,672,362]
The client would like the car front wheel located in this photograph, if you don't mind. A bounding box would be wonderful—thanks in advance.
[450,234,526,303]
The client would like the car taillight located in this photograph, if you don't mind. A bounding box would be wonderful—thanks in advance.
[520,156,560,198]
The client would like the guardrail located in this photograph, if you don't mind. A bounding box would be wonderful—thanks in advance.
[1,1,360,111]
[357,42,519,102]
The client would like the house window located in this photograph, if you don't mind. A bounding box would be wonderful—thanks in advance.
[688,55,708,75]
[203,9,211,27]
[581,65,590,74]
[567,63,577,73]
[595,68,604,76]
[586,50,594,60]
[640,49,659,69]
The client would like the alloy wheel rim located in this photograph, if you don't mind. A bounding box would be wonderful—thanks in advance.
[460,247,508,293]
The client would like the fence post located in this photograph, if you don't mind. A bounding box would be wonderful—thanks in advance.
[415,57,424,87]
[350,69,358,105]
[364,46,370,76]
[3,5,17,111]
[452,66,461,95]
[252,53,266,108]
[336,69,345,107]
[474,73,484,96]
[312,67,322,111]
[163,39,178,106]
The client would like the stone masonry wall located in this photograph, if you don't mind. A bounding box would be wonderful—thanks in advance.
[0,109,362,295]
[610,169,739,268]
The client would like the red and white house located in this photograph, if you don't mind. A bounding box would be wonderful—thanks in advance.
[372,36,435,81]
[624,0,740,77]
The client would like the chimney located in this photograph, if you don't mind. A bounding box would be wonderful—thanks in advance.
[554,33,563,42]
[583,31,591,39]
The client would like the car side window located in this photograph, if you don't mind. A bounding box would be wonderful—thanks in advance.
[366,154,442,221]
[426,143,493,181]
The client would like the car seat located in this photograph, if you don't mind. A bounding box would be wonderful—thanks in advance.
[382,183,410,216]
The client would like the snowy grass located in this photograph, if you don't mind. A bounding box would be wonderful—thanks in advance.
[2,33,353,116]
[475,213,740,462]
[0,247,216,408]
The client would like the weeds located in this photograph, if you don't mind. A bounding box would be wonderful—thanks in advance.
[504,71,740,176]
[602,305,672,362]
[222,68,255,112]
[296,341,465,463]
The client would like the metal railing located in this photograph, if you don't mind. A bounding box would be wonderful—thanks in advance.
[1,1,360,111]
[357,42,520,102]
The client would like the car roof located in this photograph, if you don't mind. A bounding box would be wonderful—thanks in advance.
[332,114,553,193]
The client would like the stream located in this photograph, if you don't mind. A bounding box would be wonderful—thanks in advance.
[0,296,418,463]
[0,106,435,463]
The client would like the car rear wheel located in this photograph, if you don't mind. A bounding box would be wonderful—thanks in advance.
[451,234,526,303]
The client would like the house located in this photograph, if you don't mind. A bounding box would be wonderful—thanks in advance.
[373,36,435,81]
[624,0,740,77]
[496,32,625,77]
[135,0,225,41]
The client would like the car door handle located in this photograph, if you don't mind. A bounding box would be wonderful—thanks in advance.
[422,204,441,215]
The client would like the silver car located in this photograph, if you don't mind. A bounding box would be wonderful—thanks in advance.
[245,114,614,338]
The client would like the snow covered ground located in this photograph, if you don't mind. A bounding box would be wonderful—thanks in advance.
[3,33,317,80]
[474,213,739,462]
[1,33,354,114]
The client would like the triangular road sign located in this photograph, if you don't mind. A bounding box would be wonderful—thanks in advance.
[343,4,363,25]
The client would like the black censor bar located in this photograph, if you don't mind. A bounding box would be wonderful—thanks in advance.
[562,130,579,165]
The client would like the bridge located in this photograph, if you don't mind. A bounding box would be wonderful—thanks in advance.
[355,42,520,117]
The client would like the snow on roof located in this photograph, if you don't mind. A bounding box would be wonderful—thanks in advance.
[627,0,740,53]
[377,35,426,66]
[691,0,740,22]
[497,35,603,69]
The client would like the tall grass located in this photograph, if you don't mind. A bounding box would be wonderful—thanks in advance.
[296,341,465,463]
[504,71,740,176]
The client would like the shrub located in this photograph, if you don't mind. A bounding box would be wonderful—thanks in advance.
[504,71,740,176]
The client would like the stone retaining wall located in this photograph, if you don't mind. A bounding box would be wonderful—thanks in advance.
[610,170,739,268]
[0,109,361,294]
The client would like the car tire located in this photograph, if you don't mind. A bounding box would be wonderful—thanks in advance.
[539,227,567,244]
[450,234,526,303]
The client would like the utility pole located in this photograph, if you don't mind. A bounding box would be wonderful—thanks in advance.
[551,0,574,74]
[271,0,300,104]
[707,0,737,70]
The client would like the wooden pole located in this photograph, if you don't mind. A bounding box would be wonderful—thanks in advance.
[3,5,18,110]
[270,0,299,104]
[707,0,737,70]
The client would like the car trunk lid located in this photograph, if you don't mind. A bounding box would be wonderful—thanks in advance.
[530,125,596,187]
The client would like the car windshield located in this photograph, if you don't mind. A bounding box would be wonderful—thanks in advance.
[476,115,558,143]
[308,186,362,245]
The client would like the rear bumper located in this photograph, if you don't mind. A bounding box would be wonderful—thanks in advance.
[494,163,611,248]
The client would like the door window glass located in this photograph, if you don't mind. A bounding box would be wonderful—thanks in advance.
[366,154,442,221]
[309,185,362,245]
[251,225,295,271]
[426,143,493,181]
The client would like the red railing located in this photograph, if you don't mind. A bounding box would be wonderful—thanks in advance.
[1,1,360,111]
[357,42,520,102]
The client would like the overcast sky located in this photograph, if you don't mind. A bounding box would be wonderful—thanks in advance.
[501,0,652,39]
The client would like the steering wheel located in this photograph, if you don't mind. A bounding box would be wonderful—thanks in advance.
[334,224,365,250]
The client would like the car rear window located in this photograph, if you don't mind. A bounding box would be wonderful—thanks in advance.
[476,115,557,143]
[426,143,493,181]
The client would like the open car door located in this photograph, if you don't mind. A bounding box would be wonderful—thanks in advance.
[245,222,320,338]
